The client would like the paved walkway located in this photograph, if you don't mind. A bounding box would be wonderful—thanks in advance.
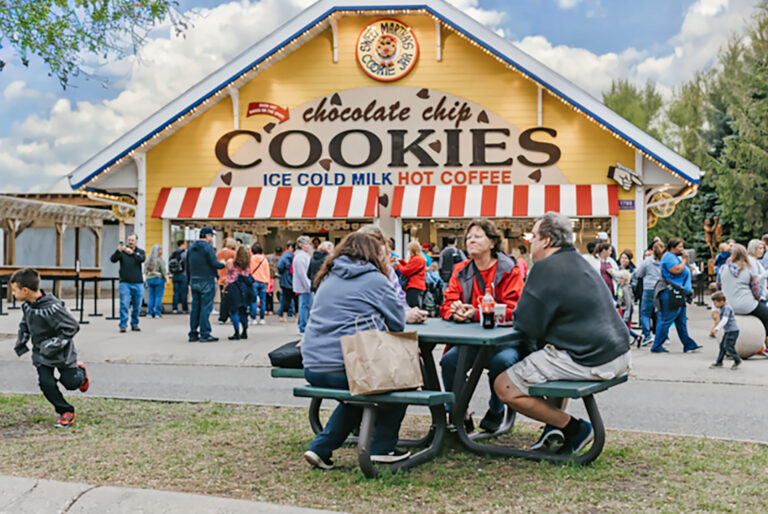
[0,474,332,513]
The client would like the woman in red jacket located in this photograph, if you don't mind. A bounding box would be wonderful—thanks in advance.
[440,219,526,433]
[398,240,427,309]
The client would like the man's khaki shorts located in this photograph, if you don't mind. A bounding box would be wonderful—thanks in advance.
[505,345,632,395]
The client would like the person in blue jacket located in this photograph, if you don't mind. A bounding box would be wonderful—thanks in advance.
[301,231,409,470]
[185,227,225,342]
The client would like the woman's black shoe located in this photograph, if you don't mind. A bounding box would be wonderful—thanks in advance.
[240,329,247,340]
[228,333,240,341]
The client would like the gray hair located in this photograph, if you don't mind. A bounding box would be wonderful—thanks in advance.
[747,239,764,257]
[358,224,384,237]
[296,235,311,248]
[146,244,163,274]
[536,212,573,248]
[318,241,334,253]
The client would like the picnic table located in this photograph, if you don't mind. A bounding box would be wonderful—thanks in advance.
[417,318,624,465]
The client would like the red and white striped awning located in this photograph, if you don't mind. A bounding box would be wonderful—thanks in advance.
[390,184,619,218]
[152,186,379,219]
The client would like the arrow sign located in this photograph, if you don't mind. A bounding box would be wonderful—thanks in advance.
[246,102,290,122]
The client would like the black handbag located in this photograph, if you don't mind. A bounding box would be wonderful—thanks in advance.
[268,340,303,368]
[665,279,687,310]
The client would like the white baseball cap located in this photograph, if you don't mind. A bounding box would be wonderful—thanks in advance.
[597,231,609,240]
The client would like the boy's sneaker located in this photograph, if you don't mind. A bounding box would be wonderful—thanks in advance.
[479,409,504,433]
[371,449,411,463]
[560,419,594,454]
[731,361,741,370]
[77,361,90,392]
[641,336,654,347]
[530,424,565,453]
[304,450,334,470]
[709,362,723,368]
[55,412,75,428]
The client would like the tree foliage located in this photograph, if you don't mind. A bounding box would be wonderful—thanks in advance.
[602,78,664,139]
[0,1,185,88]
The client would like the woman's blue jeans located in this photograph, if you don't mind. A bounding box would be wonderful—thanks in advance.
[440,343,522,415]
[250,281,268,320]
[146,277,165,317]
[304,368,406,460]
[640,289,656,338]
[651,289,699,352]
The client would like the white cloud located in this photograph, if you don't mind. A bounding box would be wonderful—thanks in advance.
[446,0,506,29]
[514,0,754,99]
[557,0,583,9]
[3,80,43,102]
[0,0,310,190]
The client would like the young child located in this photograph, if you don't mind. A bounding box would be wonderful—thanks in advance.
[616,270,642,346]
[11,268,90,427]
[709,291,742,370]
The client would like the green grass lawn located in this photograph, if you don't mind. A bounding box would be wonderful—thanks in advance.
[0,394,765,512]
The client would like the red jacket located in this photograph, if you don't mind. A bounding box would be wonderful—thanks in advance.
[440,253,524,322]
[397,255,426,291]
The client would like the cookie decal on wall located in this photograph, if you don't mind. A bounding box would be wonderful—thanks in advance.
[356,18,419,82]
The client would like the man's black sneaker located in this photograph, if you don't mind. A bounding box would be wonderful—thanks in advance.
[479,409,504,433]
[199,336,219,343]
[371,449,411,463]
[227,333,240,341]
[304,450,334,470]
[560,419,594,454]
[240,329,247,340]
[530,424,565,452]
[188,337,199,342]
[684,345,703,353]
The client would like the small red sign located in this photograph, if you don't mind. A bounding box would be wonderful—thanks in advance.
[246,102,289,122]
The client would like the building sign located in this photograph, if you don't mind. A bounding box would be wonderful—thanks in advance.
[618,199,635,210]
[355,18,419,82]
[212,86,567,188]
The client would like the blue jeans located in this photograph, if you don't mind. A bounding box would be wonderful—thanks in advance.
[297,292,314,333]
[146,277,165,317]
[304,368,406,460]
[230,307,248,333]
[189,277,216,339]
[119,282,144,328]
[716,330,741,364]
[652,289,699,352]
[640,289,656,338]
[172,275,188,312]
[440,343,522,415]
[250,281,268,320]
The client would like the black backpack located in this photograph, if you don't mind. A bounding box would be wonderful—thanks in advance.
[168,250,184,274]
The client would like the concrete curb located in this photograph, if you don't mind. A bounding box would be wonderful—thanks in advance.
[0,475,335,514]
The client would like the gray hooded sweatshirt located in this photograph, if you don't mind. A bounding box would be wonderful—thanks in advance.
[301,255,406,373]
[15,292,79,368]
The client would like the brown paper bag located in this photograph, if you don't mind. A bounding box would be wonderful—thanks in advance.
[340,317,423,396]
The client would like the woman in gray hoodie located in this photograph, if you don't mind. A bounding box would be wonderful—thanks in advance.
[301,232,408,470]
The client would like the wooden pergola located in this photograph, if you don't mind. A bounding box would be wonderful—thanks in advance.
[0,195,115,268]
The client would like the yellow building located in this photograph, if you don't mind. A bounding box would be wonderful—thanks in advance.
[67,0,701,262]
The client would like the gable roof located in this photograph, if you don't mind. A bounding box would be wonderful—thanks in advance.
[68,0,701,191]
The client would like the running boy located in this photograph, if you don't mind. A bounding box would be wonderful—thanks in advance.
[709,291,742,370]
[11,268,90,427]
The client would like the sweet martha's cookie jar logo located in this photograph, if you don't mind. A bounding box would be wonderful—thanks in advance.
[356,18,419,82]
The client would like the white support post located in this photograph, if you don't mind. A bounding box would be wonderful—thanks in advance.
[635,150,646,260]
[132,152,147,246]
[162,219,170,266]
[394,217,403,258]
[330,18,339,63]
[435,19,442,62]
[228,87,239,130]
[610,216,618,254]
[537,86,543,126]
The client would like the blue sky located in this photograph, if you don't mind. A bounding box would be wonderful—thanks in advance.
[0,0,757,192]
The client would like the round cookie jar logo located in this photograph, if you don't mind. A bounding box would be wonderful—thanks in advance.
[356,18,419,82]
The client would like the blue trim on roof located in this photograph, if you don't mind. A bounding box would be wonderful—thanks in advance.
[72,3,698,190]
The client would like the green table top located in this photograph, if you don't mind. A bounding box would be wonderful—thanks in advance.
[413,318,526,346]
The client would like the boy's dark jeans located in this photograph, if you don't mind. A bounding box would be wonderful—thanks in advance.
[37,365,85,414]
[717,330,741,364]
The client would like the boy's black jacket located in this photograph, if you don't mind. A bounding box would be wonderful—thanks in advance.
[15,292,79,368]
